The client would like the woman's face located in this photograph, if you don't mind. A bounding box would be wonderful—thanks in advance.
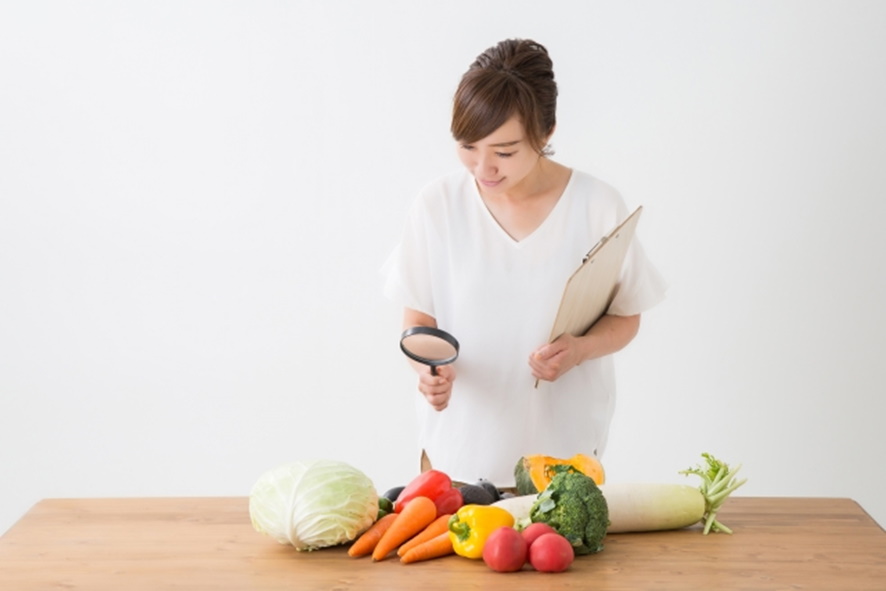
[456,115,545,196]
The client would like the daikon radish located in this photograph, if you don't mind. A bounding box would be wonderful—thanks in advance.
[494,453,747,535]
[492,494,537,526]
[600,482,705,533]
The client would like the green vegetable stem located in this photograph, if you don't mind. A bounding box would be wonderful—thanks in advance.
[680,453,748,535]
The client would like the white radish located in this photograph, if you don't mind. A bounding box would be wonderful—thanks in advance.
[492,494,537,524]
[494,453,747,535]
[599,483,705,533]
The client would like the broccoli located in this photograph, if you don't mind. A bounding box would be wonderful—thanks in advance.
[529,471,609,555]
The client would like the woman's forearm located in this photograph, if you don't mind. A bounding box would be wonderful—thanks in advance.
[578,313,641,362]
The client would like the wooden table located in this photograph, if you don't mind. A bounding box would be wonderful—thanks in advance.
[1,497,884,590]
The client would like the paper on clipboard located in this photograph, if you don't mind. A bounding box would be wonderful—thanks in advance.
[546,206,643,345]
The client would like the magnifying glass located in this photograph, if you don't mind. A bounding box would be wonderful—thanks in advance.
[399,326,460,376]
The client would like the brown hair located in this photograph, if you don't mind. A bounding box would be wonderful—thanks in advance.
[451,39,557,155]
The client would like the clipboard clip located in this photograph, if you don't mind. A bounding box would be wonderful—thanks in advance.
[582,232,622,264]
[582,235,608,264]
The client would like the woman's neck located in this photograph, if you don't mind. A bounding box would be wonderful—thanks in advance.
[478,159,572,241]
[481,158,568,204]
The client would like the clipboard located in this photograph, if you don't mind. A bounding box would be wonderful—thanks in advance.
[535,206,643,385]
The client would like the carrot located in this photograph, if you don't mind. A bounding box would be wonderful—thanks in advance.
[397,514,451,557]
[371,496,437,561]
[400,531,454,564]
[347,513,398,558]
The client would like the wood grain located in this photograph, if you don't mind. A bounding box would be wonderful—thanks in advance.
[1,497,884,590]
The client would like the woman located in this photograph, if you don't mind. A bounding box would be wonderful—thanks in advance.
[383,39,666,487]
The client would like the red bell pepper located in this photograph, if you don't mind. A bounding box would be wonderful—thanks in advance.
[394,469,464,517]
[433,486,463,516]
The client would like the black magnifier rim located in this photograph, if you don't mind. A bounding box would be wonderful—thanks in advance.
[399,326,460,367]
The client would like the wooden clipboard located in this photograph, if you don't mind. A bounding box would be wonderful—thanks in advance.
[535,206,642,385]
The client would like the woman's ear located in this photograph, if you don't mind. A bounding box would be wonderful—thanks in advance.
[541,124,556,156]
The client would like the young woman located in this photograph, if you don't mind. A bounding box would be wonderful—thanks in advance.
[383,39,667,487]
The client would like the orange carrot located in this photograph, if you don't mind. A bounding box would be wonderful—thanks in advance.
[347,513,398,558]
[400,531,454,564]
[371,496,437,561]
[397,514,451,557]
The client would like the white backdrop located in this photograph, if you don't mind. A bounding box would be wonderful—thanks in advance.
[2,1,885,536]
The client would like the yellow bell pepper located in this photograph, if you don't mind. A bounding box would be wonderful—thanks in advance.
[447,504,515,559]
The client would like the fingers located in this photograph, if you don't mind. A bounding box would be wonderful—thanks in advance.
[422,387,450,411]
[533,339,567,361]
[424,391,450,411]
[530,359,561,382]
[418,369,454,411]
[529,342,568,381]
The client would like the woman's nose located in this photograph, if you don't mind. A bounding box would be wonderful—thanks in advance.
[477,154,496,175]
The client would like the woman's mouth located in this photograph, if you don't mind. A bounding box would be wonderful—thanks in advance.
[479,178,503,188]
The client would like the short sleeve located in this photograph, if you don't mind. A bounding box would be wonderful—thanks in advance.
[607,236,668,316]
[380,197,436,317]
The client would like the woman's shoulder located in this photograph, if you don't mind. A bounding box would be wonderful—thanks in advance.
[412,169,474,211]
[568,169,623,202]
[562,169,633,233]
[420,168,473,195]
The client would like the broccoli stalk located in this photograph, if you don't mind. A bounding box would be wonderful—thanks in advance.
[680,452,748,534]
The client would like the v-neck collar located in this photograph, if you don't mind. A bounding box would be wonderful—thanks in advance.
[470,169,575,247]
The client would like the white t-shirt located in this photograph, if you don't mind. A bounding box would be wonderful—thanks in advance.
[383,168,667,486]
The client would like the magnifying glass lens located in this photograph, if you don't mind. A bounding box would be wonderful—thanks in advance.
[399,326,459,375]
[401,333,456,360]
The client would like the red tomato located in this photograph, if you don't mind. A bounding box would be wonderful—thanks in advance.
[482,526,528,573]
[521,522,558,548]
[528,533,574,573]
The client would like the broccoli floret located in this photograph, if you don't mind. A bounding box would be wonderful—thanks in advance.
[529,471,609,555]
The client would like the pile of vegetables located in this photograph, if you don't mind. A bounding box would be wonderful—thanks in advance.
[349,481,577,573]
[249,452,746,574]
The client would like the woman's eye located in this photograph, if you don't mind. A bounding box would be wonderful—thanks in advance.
[496,151,515,158]
[460,144,475,151]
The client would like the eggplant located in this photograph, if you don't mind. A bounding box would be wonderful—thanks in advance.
[381,485,406,502]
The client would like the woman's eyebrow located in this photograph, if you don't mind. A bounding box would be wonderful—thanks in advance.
[489,139,522,147]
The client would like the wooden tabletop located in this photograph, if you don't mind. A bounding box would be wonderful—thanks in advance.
[1,496,884,590]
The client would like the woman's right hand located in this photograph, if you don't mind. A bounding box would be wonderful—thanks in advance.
[401,308,456,410]
[417,364,456,411]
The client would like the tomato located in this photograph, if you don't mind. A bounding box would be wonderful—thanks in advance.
[528,533,574,573]
[521,522,558,548]
[482,526,528,573]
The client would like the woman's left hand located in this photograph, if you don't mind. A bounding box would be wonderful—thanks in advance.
[529,314,642,382]
[528,333,584,382]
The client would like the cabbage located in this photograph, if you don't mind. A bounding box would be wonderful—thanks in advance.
[249,459,379,551]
